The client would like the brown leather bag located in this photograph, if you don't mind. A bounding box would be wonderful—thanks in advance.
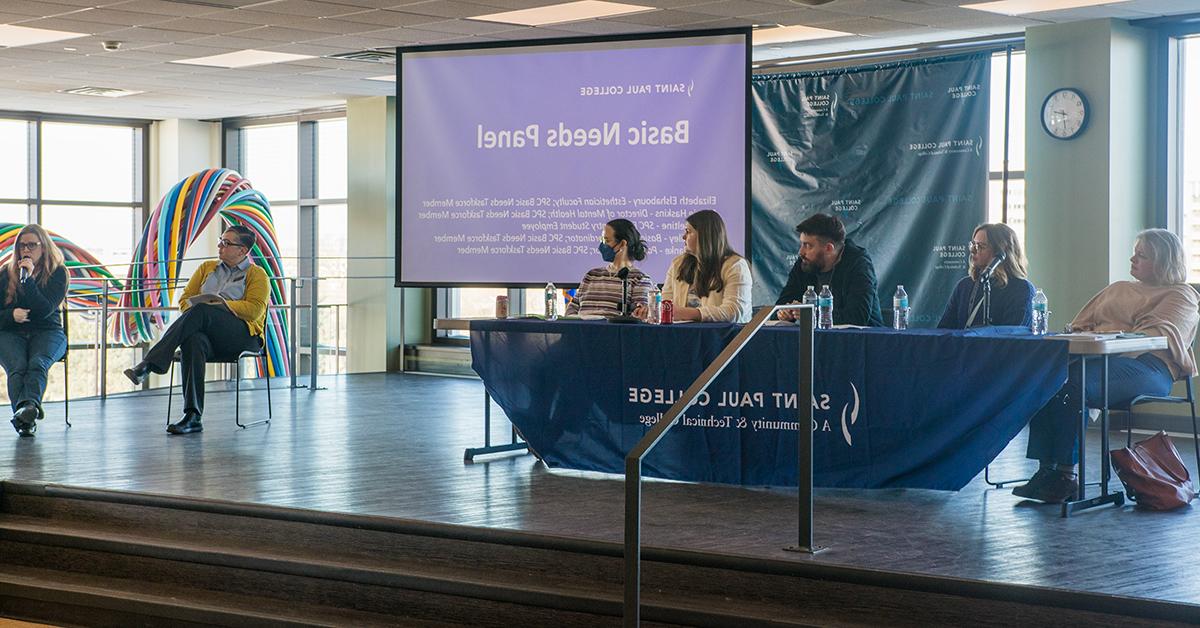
[1110,432,1196,510]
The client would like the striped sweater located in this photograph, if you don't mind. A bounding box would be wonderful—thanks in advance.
[565,265,654,318]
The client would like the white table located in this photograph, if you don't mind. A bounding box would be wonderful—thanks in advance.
[1048,334,1168,516]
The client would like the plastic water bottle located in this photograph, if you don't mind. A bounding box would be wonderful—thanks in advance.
[545,282,558,320]
[817,285,833,330]
[1031,289,1048,336]
[893,285,909,330]
[802,285,818,307]
[650,287,662,324]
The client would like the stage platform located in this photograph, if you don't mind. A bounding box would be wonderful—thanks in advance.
[1,372,1197,609]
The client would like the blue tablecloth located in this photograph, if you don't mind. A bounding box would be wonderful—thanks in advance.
[470,320,1069,490]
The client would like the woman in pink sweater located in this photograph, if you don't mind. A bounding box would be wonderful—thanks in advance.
[1014,229,1199,503]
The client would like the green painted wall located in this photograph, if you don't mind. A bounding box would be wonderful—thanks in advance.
[1024,19,1156,325]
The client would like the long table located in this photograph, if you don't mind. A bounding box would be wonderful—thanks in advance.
[466,319,1073,490]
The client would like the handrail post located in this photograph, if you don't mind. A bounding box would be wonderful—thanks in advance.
[623,456,641,628]
[309,274,319,390]
[622,304,814,625]
[100,279,109,399]
[290,277,298,389]
[788,304,823,554]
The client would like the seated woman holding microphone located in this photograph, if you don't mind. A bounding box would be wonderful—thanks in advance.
[646,209,751,323]
[938,223,1034,328]
[0,225,68,437]
[1013,229,1199,503]
[565,218,654,318]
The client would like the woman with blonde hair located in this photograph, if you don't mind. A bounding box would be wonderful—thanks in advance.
[938,223,1035,328]
[0,224,68,437]
[1013,229,1199,503]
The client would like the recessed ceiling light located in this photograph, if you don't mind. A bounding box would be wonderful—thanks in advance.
[0,24,87,48]
[752,25,853,46]
[470,1,655,26]
[59,86,145,98]
[960,0,1125,15]
[365,74,395,82]
[63,47,76,52]
[171,49,314,69]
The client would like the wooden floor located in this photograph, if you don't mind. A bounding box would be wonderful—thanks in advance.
[3,373,1199,608]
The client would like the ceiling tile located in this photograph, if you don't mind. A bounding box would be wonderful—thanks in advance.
[104,0,225,17]
[0,2,88,18]
[325,9,452,27]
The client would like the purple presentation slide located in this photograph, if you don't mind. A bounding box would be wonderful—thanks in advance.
[399,33,748,286]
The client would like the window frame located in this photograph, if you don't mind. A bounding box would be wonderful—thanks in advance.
[0,110,150,401]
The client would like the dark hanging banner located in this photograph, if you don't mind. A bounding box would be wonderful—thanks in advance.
[751,53,990,326]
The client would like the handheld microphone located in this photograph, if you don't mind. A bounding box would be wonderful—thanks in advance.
[609,267,640,324]
[980,250,1007,280]
[18,256,30,283]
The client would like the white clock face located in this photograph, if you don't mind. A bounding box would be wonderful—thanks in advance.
[1042,89,1088,139]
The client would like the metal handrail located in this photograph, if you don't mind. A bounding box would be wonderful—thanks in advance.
[622,304,816,627]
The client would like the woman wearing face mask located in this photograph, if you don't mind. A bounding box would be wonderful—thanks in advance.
[938,223,1035,328]
[0,225,68,437]
[657,209,751,323]
[564,218,654,318]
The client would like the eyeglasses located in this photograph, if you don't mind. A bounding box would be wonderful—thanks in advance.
[968,241,989,252]
[16,242,41,250]
[218,238,247,248]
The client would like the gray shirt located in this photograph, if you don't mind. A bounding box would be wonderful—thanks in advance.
[199,256,252,301]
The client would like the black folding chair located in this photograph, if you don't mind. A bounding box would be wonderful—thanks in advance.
[59,304,69,427]
[1120,377,1199,474]
[165,336,272,429]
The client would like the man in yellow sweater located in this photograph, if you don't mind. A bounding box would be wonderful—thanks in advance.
[124,225,269,434]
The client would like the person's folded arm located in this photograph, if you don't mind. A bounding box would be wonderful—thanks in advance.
[631,274,654,308]
[225,267,268,325]
[775,258,806,306]
[177,262,211,313]
[996,280,1035,327]
[837,256,879,326]
[936,285,961,329]
[565,274,590,316]
[698,258,752,323]
[22,267,67,320]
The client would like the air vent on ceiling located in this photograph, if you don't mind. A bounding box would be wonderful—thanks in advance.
[325,49,396,64]
[59,86,144,98]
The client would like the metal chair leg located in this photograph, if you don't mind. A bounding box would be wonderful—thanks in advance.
[984,464,1029,488]
[264,357,271,417]
[63,356,70,428]
[1190,397,1199,481]
[166,362,174,427]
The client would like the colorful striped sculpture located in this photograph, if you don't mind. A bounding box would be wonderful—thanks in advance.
[112,169,290,377]
[0,223,123,310]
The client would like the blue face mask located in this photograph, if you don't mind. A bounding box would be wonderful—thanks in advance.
[599,242,617,263]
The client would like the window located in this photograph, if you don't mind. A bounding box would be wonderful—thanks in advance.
[1176,36,1200,280]
[0,113,148,403]
[988,50,1026,241]
[0,120,28,200]
[227,113,348,374]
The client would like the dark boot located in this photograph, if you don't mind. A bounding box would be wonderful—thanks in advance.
[123,362,151,386]
[1012,468,1055,498]
[166,412,202,435]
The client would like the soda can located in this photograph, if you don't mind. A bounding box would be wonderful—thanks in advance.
[660,299,674,324]
[495,295,509,319]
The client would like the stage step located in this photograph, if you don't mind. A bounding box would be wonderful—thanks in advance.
[0,481,1194,627]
